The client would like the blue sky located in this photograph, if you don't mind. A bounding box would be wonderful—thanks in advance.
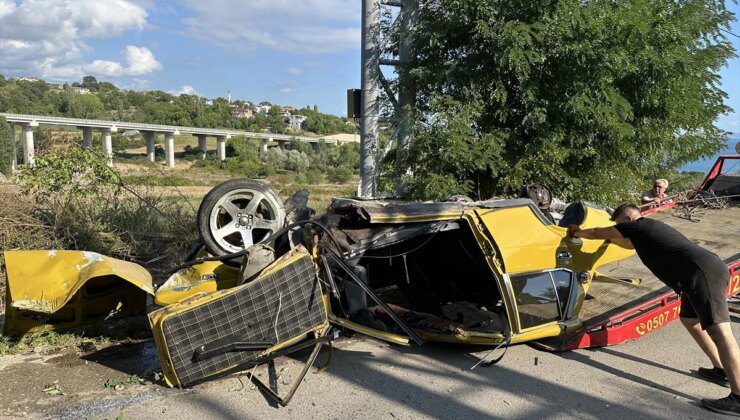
[0,0,738,130]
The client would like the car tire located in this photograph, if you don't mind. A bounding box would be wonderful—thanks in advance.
[197,179,286,263]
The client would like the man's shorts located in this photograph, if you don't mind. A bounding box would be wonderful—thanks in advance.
[680,255,731,329]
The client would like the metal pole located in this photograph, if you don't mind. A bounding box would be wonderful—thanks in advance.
[9,123,17,171]
[359,0,381,198]
[396,0,417,194]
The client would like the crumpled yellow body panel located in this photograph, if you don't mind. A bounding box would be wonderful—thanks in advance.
[3,250,153,336]
[154,261,239,307]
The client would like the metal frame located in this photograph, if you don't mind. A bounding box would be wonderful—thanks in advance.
[507,268,576,333]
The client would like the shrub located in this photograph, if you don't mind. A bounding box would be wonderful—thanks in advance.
[223,157,261,178]
[0,116,12,176]
[284,150,310,173]
[305,169,323,184]
[14,147,196,272]
[327,166,353,184]
[226,135,260,160]
[262,147,288,169]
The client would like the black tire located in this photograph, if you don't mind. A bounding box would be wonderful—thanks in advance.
[197,179,286,261]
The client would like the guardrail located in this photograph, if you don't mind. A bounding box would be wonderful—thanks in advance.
[0,112,350,143]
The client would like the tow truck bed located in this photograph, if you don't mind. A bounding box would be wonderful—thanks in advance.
[566,206,740,350]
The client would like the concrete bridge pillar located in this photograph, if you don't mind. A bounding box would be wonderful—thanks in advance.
[21,122,37,166]
[81,127,94,148]
[216,136,226,162]
[145,131,156,162]
[198,135,207,159]
[9,123,17,171]
[260,138,269,153]
[101,128,113,166]
[165,132,175,168]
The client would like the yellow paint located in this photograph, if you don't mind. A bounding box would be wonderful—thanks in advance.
[474,206,566,273]
[3,250,153,336]
[329,314,410,345]
[154,261,239,306]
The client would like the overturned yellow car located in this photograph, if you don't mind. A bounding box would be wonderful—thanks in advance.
[2,179,646,401]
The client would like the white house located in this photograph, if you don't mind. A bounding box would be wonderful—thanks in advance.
[288,115,307,131]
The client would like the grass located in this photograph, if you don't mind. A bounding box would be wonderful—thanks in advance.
[122,174,213,187]
[0,316,152,356]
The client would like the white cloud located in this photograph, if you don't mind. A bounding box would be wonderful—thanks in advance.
[0,0,153,80]
[84,60,125,77]
[122,46,162,75]
[280,88,293,93]
[178,0,360,54]
[177,85,200,96]
[286,68,302,76]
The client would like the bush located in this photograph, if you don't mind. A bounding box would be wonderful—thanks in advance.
[327,166,353,184]
[287,139,314,155]
[284,150,310,173]
[262,147,288,169]
[226,135,260,160]
[305,169,323,184]
[112,133,146,152]
[0,116,12,175]
[12,147,196,274]
[223,157,261,178]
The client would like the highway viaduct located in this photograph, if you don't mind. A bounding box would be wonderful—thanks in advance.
[0,113,354,169]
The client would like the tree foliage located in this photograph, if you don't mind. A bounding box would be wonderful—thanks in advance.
[398,0,736,204]
[0,116,12,176]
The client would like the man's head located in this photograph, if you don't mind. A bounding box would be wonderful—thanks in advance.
[652,178,668,195]
[610,203,641,223]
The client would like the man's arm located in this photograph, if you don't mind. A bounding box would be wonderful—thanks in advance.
[567,225,624,240]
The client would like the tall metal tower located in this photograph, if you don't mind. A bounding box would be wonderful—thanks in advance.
[358,0,417,198]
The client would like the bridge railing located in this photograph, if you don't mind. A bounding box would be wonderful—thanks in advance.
[0,112,349,143]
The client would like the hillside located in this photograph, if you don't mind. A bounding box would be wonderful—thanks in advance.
[0,75,357,136]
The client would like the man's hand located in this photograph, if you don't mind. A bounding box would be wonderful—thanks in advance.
[567,224,581,237]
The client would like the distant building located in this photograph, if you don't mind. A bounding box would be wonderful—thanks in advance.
[19,76,40,82]
[288,115,307,131]
[279,106,294,114]
[255,105,271,115]
[231,106,254,119]
[72,87,91,94]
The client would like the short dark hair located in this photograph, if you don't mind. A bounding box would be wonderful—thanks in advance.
[610,203,640,221]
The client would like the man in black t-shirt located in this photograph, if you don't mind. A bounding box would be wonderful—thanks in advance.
[568,204,740,416]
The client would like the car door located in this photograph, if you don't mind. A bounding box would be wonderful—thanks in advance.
[472,203,575,341]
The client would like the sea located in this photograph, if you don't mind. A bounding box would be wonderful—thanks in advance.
[680,134,739,173]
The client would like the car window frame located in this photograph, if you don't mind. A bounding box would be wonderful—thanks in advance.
[508,268,575,332]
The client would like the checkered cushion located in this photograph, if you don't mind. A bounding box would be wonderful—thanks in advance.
[160,254,326,386]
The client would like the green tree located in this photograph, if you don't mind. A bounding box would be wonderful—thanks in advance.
[69,94,104,119]
[0,116,13,176]
[81,75,99,91]
[397,0,736,204]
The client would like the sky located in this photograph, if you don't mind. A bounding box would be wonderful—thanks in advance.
[0,0,738,129]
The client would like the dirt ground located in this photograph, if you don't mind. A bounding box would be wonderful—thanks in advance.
[0,205,737,419]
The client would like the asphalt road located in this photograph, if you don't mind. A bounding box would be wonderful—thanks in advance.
[110,319,739,418]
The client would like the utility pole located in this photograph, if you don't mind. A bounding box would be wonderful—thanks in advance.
[359,0,381,198]
[358,0,417,198]
[396,0,417,183]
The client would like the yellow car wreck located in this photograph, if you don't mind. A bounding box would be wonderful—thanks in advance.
[2,178,649,405]
[3,250,153,336]
[138,190,642,399]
